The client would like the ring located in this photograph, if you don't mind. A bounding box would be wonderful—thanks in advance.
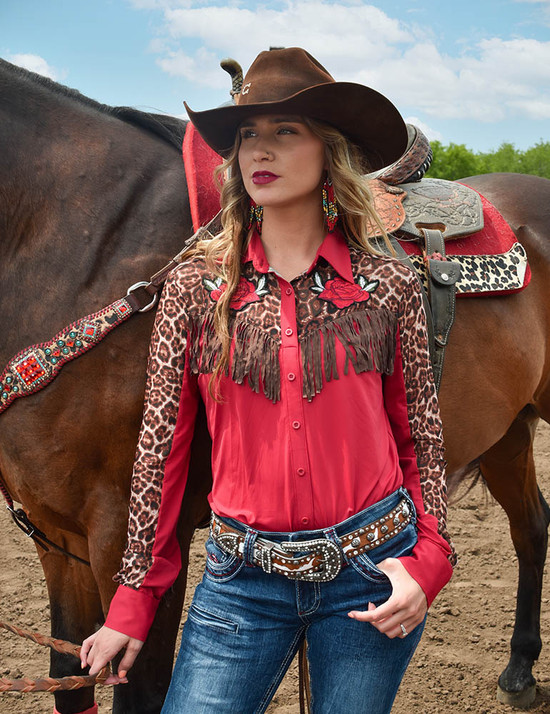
[400,623,408,637]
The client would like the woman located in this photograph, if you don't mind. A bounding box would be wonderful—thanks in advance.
[82,47,454,713]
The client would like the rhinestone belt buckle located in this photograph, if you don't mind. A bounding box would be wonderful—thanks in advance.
[279,538,342,582]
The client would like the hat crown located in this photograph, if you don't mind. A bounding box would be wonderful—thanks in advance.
[236,47,335,106]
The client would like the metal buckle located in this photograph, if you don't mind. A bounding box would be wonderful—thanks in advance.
[279,538,342,582]
[126,281,158,313]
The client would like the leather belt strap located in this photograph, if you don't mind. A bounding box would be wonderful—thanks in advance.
[210,498,412,583]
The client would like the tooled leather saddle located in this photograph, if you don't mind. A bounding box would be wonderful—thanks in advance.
[363,124,529,389]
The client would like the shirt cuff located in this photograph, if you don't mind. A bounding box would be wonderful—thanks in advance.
[104,584,160,642]
[398,545,454,607]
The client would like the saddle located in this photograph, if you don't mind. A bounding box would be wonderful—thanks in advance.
[367,126,528,294]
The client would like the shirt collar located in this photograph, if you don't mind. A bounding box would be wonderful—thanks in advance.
[242,229,354,284]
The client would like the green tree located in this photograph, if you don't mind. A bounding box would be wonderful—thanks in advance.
[477,142,523,174]
[426,142,479,180]
[425,138,550,180]
[519,141,550,179]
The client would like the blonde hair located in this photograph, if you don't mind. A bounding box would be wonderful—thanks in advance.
[184,118,392,397]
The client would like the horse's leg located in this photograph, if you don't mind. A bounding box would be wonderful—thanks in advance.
[479,405,550,708]
[87,518,194,714]
[38,538,104,714]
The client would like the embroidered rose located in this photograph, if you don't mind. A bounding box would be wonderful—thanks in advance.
[203,275,269,310]
[311,272,379,308]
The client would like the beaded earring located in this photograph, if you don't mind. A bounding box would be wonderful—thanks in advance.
[322,174,338,232]
[248,199,263,234]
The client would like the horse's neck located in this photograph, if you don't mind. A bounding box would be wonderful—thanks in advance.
[0,67,190,359]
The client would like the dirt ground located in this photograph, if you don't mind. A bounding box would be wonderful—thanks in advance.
[2,426,550,714]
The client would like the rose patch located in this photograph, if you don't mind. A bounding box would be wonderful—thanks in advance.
[203,275,269,310]
[311,271,379,308]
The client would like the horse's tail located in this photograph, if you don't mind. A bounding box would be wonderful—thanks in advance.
[447,457,483,501]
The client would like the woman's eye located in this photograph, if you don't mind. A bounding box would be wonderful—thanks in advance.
[278,126,296,135]
[240,129,256,139]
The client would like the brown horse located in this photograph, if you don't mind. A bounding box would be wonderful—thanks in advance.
[0,59,213,713]
[0,58,549,712]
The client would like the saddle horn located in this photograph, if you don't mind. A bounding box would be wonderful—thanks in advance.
[220,58,243,99]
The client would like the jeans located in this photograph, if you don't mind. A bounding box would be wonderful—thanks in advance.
[162,488,425,714]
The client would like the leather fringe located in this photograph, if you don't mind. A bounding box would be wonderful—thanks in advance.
[301,308,397,401]
[188,307,396,403]
[188,312,281,403]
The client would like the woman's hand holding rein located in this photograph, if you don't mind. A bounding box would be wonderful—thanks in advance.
[80,625,144,684]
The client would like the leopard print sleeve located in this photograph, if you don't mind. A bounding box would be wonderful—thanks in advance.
[114,265,200,592]
[395,271,456,565]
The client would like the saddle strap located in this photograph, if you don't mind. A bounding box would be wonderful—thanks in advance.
[421,229,461,392]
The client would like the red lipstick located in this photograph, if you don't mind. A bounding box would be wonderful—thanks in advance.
[252,171,279,184]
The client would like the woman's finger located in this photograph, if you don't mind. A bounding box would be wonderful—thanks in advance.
[80,632,98,668]
[117,639,144,679]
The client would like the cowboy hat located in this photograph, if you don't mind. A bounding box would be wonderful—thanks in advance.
[184,47,408,171]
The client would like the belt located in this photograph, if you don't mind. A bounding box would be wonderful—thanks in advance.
[210,498,412,583]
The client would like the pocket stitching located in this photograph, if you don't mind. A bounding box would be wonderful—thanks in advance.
[205,537,245,582]
[205,557,244,581]
[188,603,239,634]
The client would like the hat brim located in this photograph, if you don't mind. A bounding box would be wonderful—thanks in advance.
[184,82,408,171]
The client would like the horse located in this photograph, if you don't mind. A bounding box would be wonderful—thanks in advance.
[0,58,213,713]
[1,57,549,713]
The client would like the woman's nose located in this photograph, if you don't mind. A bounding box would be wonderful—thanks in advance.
[252,143,273,161]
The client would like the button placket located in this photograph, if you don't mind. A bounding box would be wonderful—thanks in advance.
[278,275,313,525]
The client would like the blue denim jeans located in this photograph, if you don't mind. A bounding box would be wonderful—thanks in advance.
[162,488,425,714]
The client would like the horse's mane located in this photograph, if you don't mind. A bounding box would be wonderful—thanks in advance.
[0,58,187,151]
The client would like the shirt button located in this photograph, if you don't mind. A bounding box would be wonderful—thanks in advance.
[301,517,309,525]
[285,288,293,296]
[296,467,306,476]
[288,372,296,381]
[292,420,301,430]
[285,328,293,336]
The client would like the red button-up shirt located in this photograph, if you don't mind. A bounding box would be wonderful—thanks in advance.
[106,229,454,641]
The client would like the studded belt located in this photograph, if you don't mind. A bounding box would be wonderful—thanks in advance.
[210,498,412,583]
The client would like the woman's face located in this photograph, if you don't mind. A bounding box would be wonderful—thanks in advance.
[237,114,326,214]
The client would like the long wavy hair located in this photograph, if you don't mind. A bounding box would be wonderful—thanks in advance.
[184,118,392,397]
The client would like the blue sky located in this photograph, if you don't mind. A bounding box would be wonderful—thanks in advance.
[2,0,549,152]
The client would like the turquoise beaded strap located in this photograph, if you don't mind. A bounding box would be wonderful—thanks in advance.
[0,298,134,414]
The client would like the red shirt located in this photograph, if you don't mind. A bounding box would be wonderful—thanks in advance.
[106,229,454,641]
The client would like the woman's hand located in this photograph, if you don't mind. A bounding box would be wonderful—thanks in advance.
[347,557,427,638]
[80,625,144,684]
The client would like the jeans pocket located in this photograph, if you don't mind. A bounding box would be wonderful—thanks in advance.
[204,536,245,582]
[349,522,417,583]
[187,603,239,634]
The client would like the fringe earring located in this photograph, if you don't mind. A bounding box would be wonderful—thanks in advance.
[322,174,338,232]
[248,199,263,234]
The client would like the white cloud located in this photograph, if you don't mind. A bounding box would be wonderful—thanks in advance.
[7,53,60,80]
[156,2,412,84]
[137,1,550,122]
[158,46,224,87]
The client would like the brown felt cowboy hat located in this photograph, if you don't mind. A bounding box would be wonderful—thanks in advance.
[185,47,408,171]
